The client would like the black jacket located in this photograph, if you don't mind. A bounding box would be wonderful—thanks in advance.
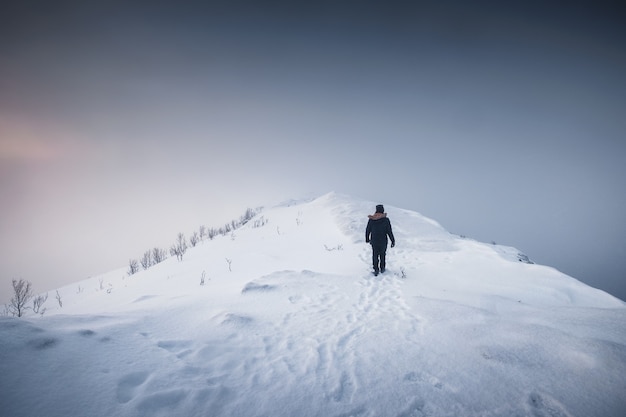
[366,216,395,247]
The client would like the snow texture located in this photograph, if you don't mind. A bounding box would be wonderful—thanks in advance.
[1,192,625,417]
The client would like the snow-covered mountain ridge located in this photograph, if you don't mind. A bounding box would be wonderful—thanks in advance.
[1,192,625,417]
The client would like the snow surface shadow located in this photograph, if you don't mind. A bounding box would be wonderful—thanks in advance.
[157,339,194,359]
[0,318,45,333]
[241,282,277,293]
[116,371,150,404]
[135,388,188,413]
[219,313,255,327]
[28,337,59,350]
[157,339,192,352]
[133,295,159,303]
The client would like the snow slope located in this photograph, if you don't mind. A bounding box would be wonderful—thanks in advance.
[2,192,625,417]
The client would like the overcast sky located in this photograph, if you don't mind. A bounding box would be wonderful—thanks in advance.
[1,1,625,304]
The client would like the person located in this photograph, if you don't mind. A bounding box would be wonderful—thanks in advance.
[365,204,395,276]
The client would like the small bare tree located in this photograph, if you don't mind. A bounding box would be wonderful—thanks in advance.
[128,259,140,276]
[152,247,166,264]
[220,224,232,236]
[170,233,188,261]
[9,279,33,317]
[190,231,199,247]
[225,258,232,272]
[140,250,152,270]
[55,290,63,308]
[240,207,256,225]
[199,225,207,241]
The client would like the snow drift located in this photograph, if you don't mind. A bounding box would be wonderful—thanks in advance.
[1,192,625,417]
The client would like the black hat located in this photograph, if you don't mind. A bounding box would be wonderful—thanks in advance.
[375,204,384,213]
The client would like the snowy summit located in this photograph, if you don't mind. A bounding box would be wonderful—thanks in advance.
[1,192,625,417]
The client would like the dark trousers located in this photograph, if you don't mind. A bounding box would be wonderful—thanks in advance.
[371,244,387,272]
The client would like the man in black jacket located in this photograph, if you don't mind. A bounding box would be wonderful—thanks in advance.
[365,204,396,276]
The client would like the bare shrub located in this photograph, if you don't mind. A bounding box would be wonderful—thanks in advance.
[170,233,188,261]
[219,224,232,236]
[55,290,63,308]
[253,216,267,228]
[152,247,167,264]
[239,208,253,225]
[140,251,152,270]
[9,279,33,317]
[128,259,140,276]
[190,232,199,247]
[33,293,48,315]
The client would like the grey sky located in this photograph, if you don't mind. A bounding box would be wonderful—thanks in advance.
[1,1,625,303]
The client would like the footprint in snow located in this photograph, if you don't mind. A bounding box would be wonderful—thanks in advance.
[135,389,187,413]
[528,392,572,417]
[329,371,356,403]
[157,339,192,353]
[220,313,255,327]
[404,371,444,389]
[157,340,194,359]
[289,294,312,304]
[396,398,428,417]
[116,371,150,404]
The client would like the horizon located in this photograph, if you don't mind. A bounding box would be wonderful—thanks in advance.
[2,191,624,305]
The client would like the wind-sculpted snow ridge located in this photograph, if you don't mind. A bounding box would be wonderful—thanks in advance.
[1,192,625,417]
